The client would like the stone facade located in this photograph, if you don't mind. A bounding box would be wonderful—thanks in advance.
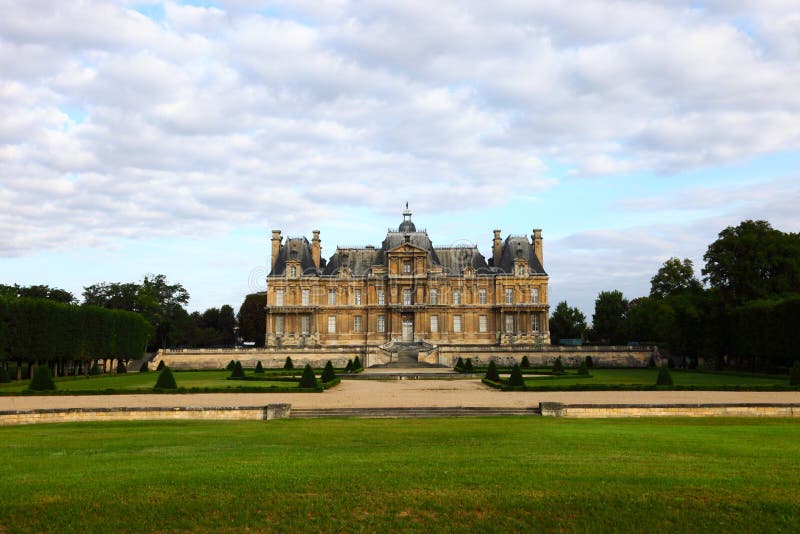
[265,207,550,363]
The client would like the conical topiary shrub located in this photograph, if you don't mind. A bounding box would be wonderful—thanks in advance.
[344,359,354,373]
[789,361,800,386]
[299,364,318,389]
[321,360,336,383]
[284,356,294,370]
[230,360,245,379]
[154,366,177,389]
[508,364,525,387]
[648,356,656,368]
[90,362,102,375]
[0,366,10,383]
[454,357,464,370]
[255,361,264,374]
[585,356,593,368]
[117,360,127,374]
[464,358,474,372]
[656,364,673,386]
[139,361,150,372]
[29,365,56,391]
[226,360,236,371]
[156,360,165,371]
[353,356,362,370]
[520,355,530,368]
[552,357,564,375]
[485,360,500,382]
[578,360,589,376]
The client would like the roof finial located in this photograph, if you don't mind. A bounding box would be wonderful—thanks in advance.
[405,201,408,209]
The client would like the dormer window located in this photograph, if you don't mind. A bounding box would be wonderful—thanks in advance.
[403,260,412,273]
[290,266,297,277]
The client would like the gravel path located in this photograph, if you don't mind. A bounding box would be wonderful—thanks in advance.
[2,379,800,411]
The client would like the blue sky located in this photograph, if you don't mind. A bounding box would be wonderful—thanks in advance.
[1,1,799,321]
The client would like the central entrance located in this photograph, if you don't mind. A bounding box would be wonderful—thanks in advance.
[401,316,414,342]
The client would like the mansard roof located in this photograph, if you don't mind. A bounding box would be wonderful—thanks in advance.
[323,247,380,276]
[496,235,547,275]
[269,236,318,276]
[435,247,489,275]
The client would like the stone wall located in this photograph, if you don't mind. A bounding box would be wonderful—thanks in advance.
[154,348,367,370]
[540,402,800,418]
[437,345,658,367]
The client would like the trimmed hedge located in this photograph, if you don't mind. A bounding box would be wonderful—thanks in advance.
[484,360,500,382]
[139,361,149,373]
[29,365,56,391]
[255,361,264,374]
[578,360,589,376]
[284,356,294,370]
[299,364,318,389]
[321,360,336,383]
[352,356,363,371]
[116,360,127,374]
[230,361,245,379]
[520,356,530,368]
[454,357,464,371]
[507,364,525,387]
[154,367,177,389]
[656,364,673,386]
[552,357,564,375]
[156,360,165,371]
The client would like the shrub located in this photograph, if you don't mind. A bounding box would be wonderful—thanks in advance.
[552,357,564,374]
[578,360,589,376]
[464,358,474,372]
[90,362,102,375]
[156,360,166,371]
[507,364,525,387]
[284,356,294,370]
[116,360,127,374]
[656,364,673,386]
[255,361,264,374]
[353,356,362,370]
[585,356,593,368]
[790,361,800,386]
[154,366,177,389]
[520,355,530,368]
[485,360,500,382]
[454,357,465,370]
[345,359,354,372]
[648,356,656,368]
[226,360,236,371]
[667,359,675,369]
[321,360,336,383]
[139,361,149,372]
[29,365,56,391]
[299,363,318,389]
[230,361,245,379]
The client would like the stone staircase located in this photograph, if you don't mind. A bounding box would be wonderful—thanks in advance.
[290,406,540,419]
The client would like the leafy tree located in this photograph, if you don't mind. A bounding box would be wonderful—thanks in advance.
[137,274,190,350]
[626,297,675,342]
[298,364,318,389]
[520,355,530,368]
[29,365,56,391]
[552,357,564,374]
[237,293,266,347]
[1,284,75,304]
[592,290,629,345]
[284,356,294,369]
[82,282,140,310]
[230,361,245,379]
[650,258,702,299]
[790,361,800,386]
[703,220,800,304]
[656,364,673,386]
[255,361,264,374]
[321,360,336,383]
[507,364,524,387]
[549,301,587,344]
[484,360,500,382]
[154,366,177,389]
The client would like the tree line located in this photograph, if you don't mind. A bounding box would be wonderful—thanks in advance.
[550,220,800,371]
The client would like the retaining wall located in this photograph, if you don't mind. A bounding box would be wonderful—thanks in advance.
[539,402,800,418]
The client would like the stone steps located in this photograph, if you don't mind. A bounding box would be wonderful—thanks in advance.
[290,406,540,419]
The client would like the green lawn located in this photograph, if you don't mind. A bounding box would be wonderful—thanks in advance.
[0,370,301,393]
[519,368,791,388]
[0,418,798,532]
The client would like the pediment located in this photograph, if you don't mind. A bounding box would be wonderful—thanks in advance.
[387,243,427,255]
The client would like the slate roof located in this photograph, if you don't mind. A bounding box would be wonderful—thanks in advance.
[268,236,318,276]
[495,236,547,275]
[434,247,489,275]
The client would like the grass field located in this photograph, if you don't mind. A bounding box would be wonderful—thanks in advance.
[521,368,791,387]
[1,418,798,532]
[0,370,302,393]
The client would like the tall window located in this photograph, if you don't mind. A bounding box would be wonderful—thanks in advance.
[377,315,386,332]
[453,289,461,305]
[532,314,540,331]
[327,315,336,333]
[301,315,310,334]
[453,315,462,333]
[328,289,336,305]
[354,316,362,333]
[290,266,297,277]
[531,288,539,304]
[430,288,438,305]
[275,315,284,334]
[354,289,362,305]
[479,288,487,304]
[479,315,488,333]
[517,264,525,276]
[276,289,285,306]
[505,315,514,333]
[301,289,310,306]
[430,315,438,333]
[403,288,412,305]
[504,288,513,304]
[403,260,412,273]
[377,289,385,305]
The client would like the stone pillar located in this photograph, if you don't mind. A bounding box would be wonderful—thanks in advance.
[271,230,282,270]
[311,230,321,269]
[532,229,543,266]
[492,229,502,267]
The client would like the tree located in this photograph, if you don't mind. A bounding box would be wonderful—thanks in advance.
[592,290,629,345]
[484,360,500,382]
[703,220,800,304]
[626,297,675,343]
[790,361,800,386]
[507,364,524,387]
[2,284,75,304]
[549,301,587,344]
[650,258,702,299]
[237,293,266,347]
[321,360,336,383]
[154,366,177,389]
[82,282,140,310]
[299,364,318,389]
[137,274,190,350]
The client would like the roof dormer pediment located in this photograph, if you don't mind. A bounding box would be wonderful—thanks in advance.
[387,242,427,255]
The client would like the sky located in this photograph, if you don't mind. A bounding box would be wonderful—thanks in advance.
[1,0,799,321]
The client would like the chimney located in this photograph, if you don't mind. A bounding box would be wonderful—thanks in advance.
[532,229,543,267]
[492,229,503,267]
[311,230,321,269]
[271,230,282,270]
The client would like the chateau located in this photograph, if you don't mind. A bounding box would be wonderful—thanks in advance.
[265,207,550,365]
